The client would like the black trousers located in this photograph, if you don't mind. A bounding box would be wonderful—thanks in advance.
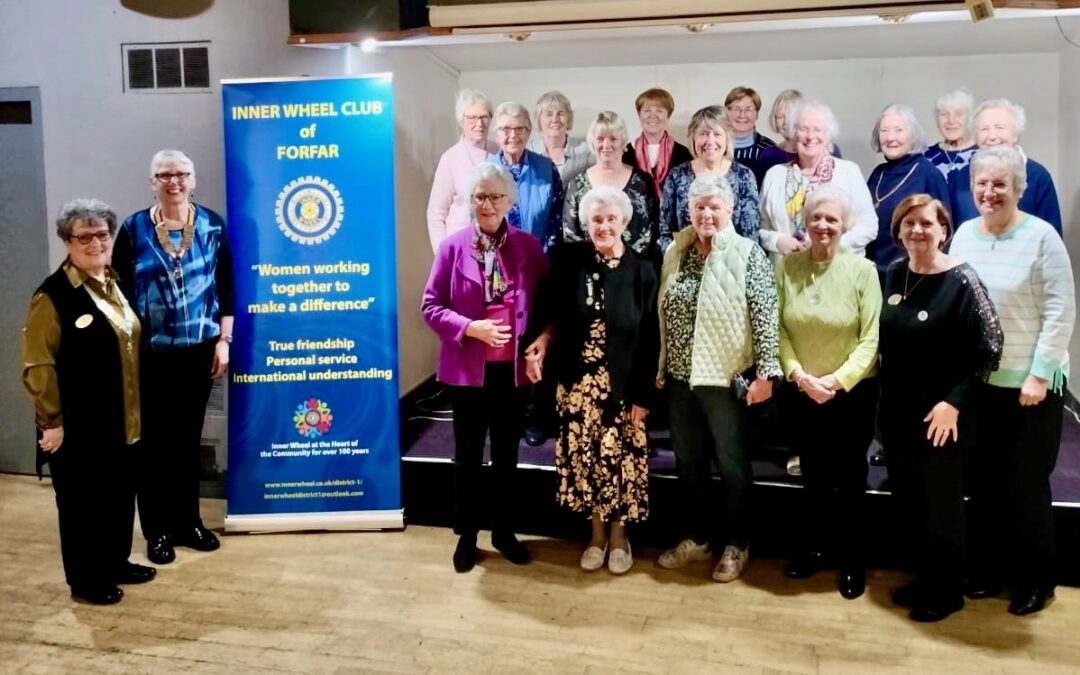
[883,399,968,600]
[667,380,752,548]
[968,382,1063,591]
[448,362,527,537]
[50,440,137,589]
[137,339,216,539]
[786,378,878,566]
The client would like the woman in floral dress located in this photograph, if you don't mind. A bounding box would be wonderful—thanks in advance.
[525,186,659,575]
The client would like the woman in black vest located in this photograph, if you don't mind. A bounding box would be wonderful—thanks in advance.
[21,199,156,604]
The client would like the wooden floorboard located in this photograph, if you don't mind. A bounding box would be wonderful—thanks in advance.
[1,473,1078,674]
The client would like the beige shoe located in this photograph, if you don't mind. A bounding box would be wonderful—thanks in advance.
[712,545,749,582]
[580,544,607,572]
[608,541,633,575]
[658,538,711,569]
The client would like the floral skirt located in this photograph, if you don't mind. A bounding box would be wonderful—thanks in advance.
[554,319,649,522]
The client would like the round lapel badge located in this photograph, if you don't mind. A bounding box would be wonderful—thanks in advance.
[75,314,94,329]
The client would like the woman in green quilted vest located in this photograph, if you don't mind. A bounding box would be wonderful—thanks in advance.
[655,174,782,583]
[774,186,882,601]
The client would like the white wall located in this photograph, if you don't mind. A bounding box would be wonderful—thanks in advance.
[460,53,1061,186]
[0,0,343,266]
[1058,18,1080,391]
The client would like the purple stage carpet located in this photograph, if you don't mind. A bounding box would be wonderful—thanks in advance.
[403,390,1080,504]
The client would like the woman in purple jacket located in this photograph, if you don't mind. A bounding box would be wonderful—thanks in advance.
[422,162,549,573]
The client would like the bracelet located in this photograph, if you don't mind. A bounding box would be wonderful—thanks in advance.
[219,334,233,344]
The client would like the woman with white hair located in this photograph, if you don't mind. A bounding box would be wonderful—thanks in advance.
[775,186,882,600]
[426,89,499,252]
[924,88,977,180]
[113,149,233,567]
[950,146,1075,616]
[526,90,594,186]
[490,101,565,252]
[523,187,659,575]
[422,162,549,573]
[947,98,1062,233]
[562,111,658,259]
[865,104,949,275]
[759,101,877,259]
[658,105,760,251]
[755,89,843,187]
[655,175,782,583]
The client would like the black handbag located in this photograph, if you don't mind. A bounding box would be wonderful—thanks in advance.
[730,365,756,401]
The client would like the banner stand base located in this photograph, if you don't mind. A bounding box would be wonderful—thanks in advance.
[224,509,404,534]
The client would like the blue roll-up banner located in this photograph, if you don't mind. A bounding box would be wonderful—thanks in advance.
[221,75,402,532]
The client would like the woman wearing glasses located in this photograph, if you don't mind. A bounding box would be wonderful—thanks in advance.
[113,149,234,567]
[427,89,500,252]
[22,198,156,604]
[489,101,565,253]
[422,163,549,572]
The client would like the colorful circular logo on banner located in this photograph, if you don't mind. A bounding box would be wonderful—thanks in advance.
[275,176,344,245]
[294,398,333,437]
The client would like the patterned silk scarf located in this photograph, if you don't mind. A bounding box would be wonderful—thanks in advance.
[471,220,510,303]
[783,155,836,239]
[634,131,674,198]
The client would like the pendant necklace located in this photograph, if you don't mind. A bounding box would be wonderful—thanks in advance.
[809,271,822,305]
[873,161,919,209]
[888,265,930,309]
[153,204,195,281]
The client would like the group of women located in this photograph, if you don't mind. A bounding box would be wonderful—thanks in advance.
[22,150,230,605]
[422,85,1075,623]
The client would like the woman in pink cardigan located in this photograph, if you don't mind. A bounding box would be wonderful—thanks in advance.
[422,162,549,572]
[426,89,500,252]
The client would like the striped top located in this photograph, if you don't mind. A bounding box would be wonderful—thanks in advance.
[949,214,1075,392]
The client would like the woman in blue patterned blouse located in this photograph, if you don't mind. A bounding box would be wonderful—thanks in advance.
[113,149,234,568]
[658,106,759,252]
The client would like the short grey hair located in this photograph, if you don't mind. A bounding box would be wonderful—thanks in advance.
[970,146,1027,196]
[768,88,803,136]
[687,174,735,210]
[492,101,532,134]
[464,162,518,217]
[586,111,629,150]
[55,198,118,240]
[578,186,632,228]
[786,100,840,148]
[870,103,928,154]
[935,88,974,116]
[971,98,1027,139]
[454,89,494,125]
[534,90,574,131]
[802,186,855,233]
[150,149,195,178]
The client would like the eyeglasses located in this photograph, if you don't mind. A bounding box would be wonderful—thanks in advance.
[497,126,528,137]
[463,114,491,125]
[153,172,192,184]
[727,106,757,116]
[472,193,507,205]
[68,231,112,246]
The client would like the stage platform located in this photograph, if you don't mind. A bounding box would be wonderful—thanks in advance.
[400,380,1080,586]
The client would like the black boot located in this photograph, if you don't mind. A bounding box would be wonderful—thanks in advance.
[453,534,478,573]
[783,550,825,579]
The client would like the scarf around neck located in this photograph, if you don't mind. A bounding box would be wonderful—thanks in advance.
[634,131,674,198]
[471,220,510,303]
[784,155,836,239]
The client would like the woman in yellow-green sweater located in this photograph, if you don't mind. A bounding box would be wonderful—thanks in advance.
[775,185,882,600]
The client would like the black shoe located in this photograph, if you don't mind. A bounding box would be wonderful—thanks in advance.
[1008,588,1055,616]
[783,551,825,579]
[524,425,546,447]
[115,562,157,585]
[965,578,1004,600]
[453,535,477,573]
[147,534,176,565]
[176,524,220,552]
[909,596,964,623]
[492,531,530,565]
[71,584,124,605]
[892,581,925,609]
[838,569,865,600]
[869,449,887,467]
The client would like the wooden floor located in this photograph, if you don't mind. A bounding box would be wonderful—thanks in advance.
[1,474,1078,674]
